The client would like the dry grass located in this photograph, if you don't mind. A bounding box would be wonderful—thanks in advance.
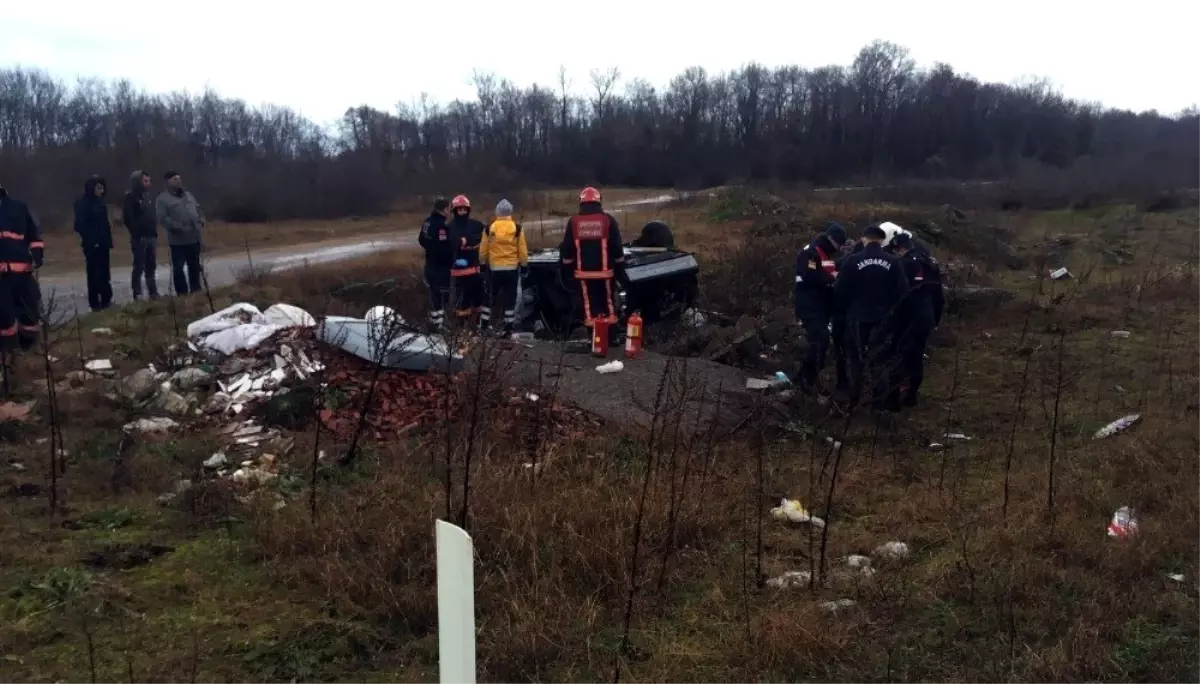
[0,189,1196,682]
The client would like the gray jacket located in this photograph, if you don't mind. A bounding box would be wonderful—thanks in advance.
[155,189,205,246]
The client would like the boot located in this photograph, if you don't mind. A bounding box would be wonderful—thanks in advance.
[902,391,919,408]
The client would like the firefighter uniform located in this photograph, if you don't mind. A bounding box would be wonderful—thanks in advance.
[479,200,529,333]
[446,195,486,325]
[559,187,627,331]
[0,187,44,353]
[834,228,909,408]
[418,200,453,329]
[794,223,848,391]
[890,233,944,408]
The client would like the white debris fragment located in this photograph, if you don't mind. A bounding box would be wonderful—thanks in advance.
[846,554,872,569]
[122,417,178,434]
[682,308,708,327]
[1094,414,1141,439]
[203,452,228,469]
[766,570,812,589]
[91,327,115,336]
[1050,267,1072,280]
[84,359,114,373]
[943,432,972,441]
[1167,573,1185,583]
[818,598,857,615]
[596,360,624,374]
[872,541,910,560]
[1110,330,1131,339]
[825,436,843,451]
[525,392,540,402]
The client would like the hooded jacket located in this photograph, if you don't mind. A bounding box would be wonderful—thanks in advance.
[73,176,113,250]
[446,213,486,276]
[479,217,528,271]
[794,233,842,319]
[122,170,157,239]
[155,186,205,246]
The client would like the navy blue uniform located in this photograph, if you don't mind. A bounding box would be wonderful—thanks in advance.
[0,188,44,353]
[834,242,908,407]
[891,250,944,406]
[794,235,847,388]
[446,214,486,322]
[419,211,453,327]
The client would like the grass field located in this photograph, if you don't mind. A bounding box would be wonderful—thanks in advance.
[1,188,1196,682]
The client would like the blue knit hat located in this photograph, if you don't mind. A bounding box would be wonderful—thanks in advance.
[495,199,514,216]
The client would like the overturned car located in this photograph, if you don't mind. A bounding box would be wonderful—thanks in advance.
[515,222,699,337]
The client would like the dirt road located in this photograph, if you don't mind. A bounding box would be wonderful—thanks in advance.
[38,193,681,316]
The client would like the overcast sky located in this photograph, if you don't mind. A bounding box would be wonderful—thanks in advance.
[1,1,1195,127]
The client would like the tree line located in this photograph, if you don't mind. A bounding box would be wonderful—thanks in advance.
[0,40,1195,228]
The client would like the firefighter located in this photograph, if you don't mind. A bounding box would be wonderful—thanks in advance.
[794,222,849,393]
[418,197,453,330]
[0,184,45,390]
[888,232,944,408]
[834,224,909,409]
[445,194,486,327]
[559,187,628,342]
[479,199,529,335]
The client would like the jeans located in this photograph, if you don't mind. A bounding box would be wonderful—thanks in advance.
[131,236,158,299]
[169,242,203,295]
[82,245,113,311]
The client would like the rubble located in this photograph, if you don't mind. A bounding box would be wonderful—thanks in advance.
[766,570,812,589]
[771,498,826,528]
[872,541,910,560]
[1094,414,1141,439]
[118,368,160,402]
[123,417,179,434]
[818,598,857,615]
[84,359,115,375]
[171,367,213,391]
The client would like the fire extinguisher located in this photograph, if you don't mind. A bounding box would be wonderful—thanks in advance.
[591,318,610,358]
[625,312,643,359]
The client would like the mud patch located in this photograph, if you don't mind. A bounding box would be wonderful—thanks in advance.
[81,542,174,570]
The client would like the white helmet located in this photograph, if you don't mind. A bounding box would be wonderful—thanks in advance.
[879,221,912,248]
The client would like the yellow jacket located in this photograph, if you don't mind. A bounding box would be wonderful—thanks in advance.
[479,217,529,270]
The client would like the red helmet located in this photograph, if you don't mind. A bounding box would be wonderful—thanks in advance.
[579,187,602,204]
[451,194,471,209]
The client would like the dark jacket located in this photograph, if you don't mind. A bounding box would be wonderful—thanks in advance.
[0,187,44,269]
[794,235,841,319]
[73,176,113,250]
[122,170,157,240]
[899,251,945,327]
[419,211,453,271]
[834,242,909,324]
[559,202,626,283]
[446,213,486,276]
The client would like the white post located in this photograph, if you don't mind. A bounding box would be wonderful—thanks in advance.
[436,519,476,684]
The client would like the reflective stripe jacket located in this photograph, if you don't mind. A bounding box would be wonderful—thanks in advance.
[0,192,43,272]
[559,206,625,280]
[479,217,528,271]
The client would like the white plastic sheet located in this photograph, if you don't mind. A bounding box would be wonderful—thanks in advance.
[188,302,316,355]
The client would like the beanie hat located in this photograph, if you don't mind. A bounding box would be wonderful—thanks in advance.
[163,171,179,181]
[823,221,848,246]
[495,199,514,217]
[891,232,913,248]
[863,224,887,240]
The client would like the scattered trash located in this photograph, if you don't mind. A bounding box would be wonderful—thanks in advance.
[927,442,946,451]
[525,392,540,402]
[203,452,228,469]
[773,371,791,384]
[872,541,910,560]
[846,554,871,569]
[766,570,812,589]
[1114,384,1126,394]
[1107,506,1138,538]
[1094,414,1141,439]
[118,368,160,402]
[0,401,33,423]
[818,598,857,615]
[122,417,179,434]
[188,302,315,355]
[1167,573,1185,583]
[1110,330,1131,339]
[824,436,842,452]
[682,308,708,327]
[1049,267,1072,280]
[511,332,535,344]
[596,360,624,374]
[171,367,212,391]
[91,327,115,336]
[770,498,826,528]
[84,359,114,374]
[943,432,972,441]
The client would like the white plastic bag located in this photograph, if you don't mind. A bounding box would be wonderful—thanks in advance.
[263,303,316,328]
[202,324,282,355]
[186,303,266,338]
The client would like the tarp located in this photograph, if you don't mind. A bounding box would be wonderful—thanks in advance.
[188,302,316,355]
